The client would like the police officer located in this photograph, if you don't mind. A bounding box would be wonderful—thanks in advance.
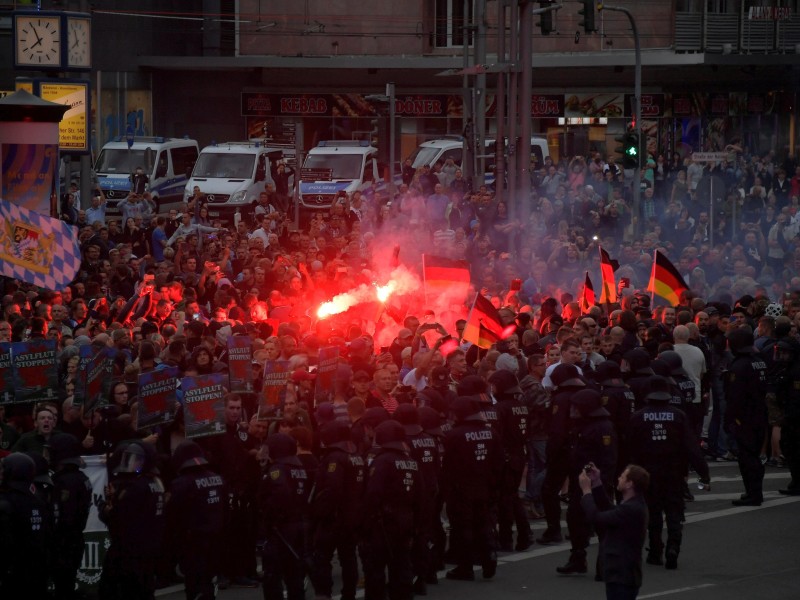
[595,360,636,478]
[418,406,448,574]
[659,351,699,426]
[628,376,710,569]
[622,348,656,409]
[775,339,800,495]
[0,453,50,600]
[97,440,166,600]
[725,328,768,506]
[442,397,502,581]
[362,420,423,600]
[538,364,586,545]
[394,404,441,592]
[258,433,310,600]
[165,440,226,600]
[557,389,617,575]
[488,369,532,552]
[311,421,365,600]
[49,433,92,600]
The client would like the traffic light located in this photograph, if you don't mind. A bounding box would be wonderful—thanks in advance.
[538,1,555,35]
[614,131,640,169]
[578,0,597,33]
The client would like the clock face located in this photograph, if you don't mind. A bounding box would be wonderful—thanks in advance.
[67,18,91,69]
[15,15,62,67]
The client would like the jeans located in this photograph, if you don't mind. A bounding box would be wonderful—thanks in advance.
[708,377,734,456]
[525,439,547,504]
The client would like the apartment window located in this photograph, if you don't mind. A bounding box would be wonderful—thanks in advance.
[435,0,473,47]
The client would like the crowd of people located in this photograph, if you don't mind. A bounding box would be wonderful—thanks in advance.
[1,145,800,600]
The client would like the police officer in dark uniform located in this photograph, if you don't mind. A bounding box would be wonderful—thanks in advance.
[776,339,800,495]
[49,433,92,600]
[628,376,710,570]
[557,389,617,575]
[658,351,698,420]
[418,406,448,574]
[488,369,532,552]
[596,360,636,478]
[725,328,768,506]
[394,404,441,592]
[352,406,390,458]
[538,364,586,545]
[622,348,656,409]
[199,393,260,587]
[97,440,166,600]
[258,433,311,600]
[165,440,227,600]
[362,420,423,600]
[442,397,502,581]
[0,453,50,600]
[311,421,365,600]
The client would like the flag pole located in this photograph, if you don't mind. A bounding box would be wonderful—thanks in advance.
[650,249,657,306]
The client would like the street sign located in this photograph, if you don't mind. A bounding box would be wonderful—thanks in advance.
[125,125,134,149]
[691,152,727,163]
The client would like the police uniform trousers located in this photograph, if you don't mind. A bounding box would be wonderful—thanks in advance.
[262,523,307,600]
[52,531,85,600]
[781,418,800,490]
[541,452,570,533]
[644,471,684,556]
[311,523,359,600]
[498,463,531,548]
[446,494,494,572]
[361,526,414,600]
[180,533,220,600]
[733,422,766,501]
[99,548,157,600]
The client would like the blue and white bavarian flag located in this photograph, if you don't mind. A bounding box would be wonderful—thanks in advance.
[0,197,80,290]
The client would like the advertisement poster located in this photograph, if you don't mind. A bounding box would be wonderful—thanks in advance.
[0,342,13,404]
[227,336,254,394]
[11,339,58,404]
[259,360,291,420]
[39,81,90,152]
[183,374,227,439]
[0,141,59,213]
[314,346,340,404]
[136,367,179,430]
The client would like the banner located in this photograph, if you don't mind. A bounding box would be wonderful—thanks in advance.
[11,339,58,404]
[259,360,291,420]
[183,374,227,439]
[77,455,109,595]
[314,346,340,404]
[227,336,254,394]
[0,342,13,404]
[0,196,82,290]
[136,367,179,430]
[73,344,94,407]
[84,347,116,411]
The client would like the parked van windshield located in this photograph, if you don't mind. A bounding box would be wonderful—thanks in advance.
[193,153,255,179]
[303,154,362,180]
[95,149,148,173]
[407,146,442,169]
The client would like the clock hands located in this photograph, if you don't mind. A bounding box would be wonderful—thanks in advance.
[29,25,43,48]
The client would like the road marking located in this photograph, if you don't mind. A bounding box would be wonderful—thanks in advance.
[690,472,790,483]
[638,583,716,598]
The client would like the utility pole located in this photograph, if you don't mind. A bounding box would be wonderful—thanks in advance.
[495,0,508,207]
[462,0,474,183]
[599,3,642,237]
[516,0,533,225]
[474,0,487,187]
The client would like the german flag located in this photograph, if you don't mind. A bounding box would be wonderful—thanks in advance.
[599,246,618,304]
[648,250,688,306]
[580,272,596,314]
[462,293,514,349]
[423,254,471,301]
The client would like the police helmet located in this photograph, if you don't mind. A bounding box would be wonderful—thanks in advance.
[118,441,148,474]
[374,420,408,451]
[727,328,755,355]
[450,396,485,423]
[393,404,423,436]
[658,351,687,377]
[456,375,488,397]
[488,369,522,397]
[418,406,443,436]
[774,339,797,365]
[595,360,623,384]
[24,452,53,487]
[551,364,585,389]
[651,359,672,378]
[569,389,609,419]
[623,348,654,375]
[319,420,356,453]
[171,440,209,472]
[49,433,85,468]
[266,433,298,460]
[645,375,673,403]
[1,453,36,483]
[362,406,391,428]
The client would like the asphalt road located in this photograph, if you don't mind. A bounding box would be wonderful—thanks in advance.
[156,460,800,600]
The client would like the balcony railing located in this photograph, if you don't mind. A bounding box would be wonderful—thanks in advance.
[675,10,800,53]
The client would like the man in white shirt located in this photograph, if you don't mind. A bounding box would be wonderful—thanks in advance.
[671,324,706,405]
[542,338,584,389]
[85,186,108,226]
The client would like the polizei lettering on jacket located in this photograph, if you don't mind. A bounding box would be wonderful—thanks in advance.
[465,430,493,442]
[643,411,675,422]
[195,475,223,489]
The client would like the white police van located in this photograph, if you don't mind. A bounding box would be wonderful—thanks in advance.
[184,141,287,222]
[298,141,379,212]
[94,136,199,215]
[407,135,550,187]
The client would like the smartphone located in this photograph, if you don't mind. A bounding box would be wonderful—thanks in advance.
[620,277,631,288]
[510,278,522,291]
[143,273,155,283]
[192,313,201,321]
[380,346,390,354]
